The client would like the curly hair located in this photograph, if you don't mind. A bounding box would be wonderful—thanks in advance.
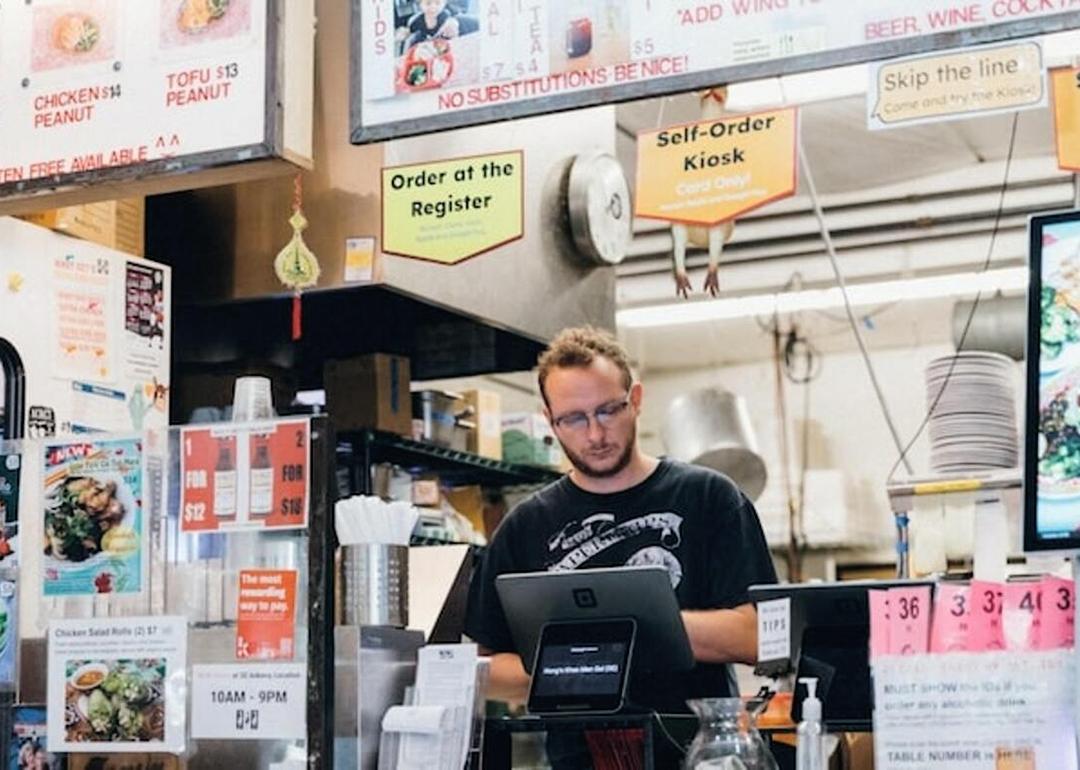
[537,326,633,402]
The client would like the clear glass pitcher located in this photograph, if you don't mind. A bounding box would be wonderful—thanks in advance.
[684,698,779,770]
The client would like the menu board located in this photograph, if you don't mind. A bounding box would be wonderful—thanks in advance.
[0,0,269,196]
[1025,210,1080,552]
[352,0,1076,142]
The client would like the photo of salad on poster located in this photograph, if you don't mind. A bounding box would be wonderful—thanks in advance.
[47,617,187,754]
[0,453,20,565]
[9,705,65,770]
[42,438,145,596]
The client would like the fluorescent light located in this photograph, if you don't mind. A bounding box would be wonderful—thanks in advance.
[616,267,1029,329]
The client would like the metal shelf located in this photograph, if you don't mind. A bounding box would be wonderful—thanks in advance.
[337,429,563,491]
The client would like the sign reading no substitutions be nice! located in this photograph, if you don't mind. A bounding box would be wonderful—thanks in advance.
[635,108,798,226]
[381,151,524,264]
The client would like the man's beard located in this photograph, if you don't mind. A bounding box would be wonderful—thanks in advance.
[560,426,636,479]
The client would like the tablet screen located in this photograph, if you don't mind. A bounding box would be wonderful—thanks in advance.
[527,619,635,714]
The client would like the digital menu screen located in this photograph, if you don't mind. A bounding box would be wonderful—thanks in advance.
[1026,210,1080,551]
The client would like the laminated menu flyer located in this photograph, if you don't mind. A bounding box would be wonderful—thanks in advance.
[47,616,187,755]
[42,437,145,596]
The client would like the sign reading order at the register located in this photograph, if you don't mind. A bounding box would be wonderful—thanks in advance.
[381,151,524,264]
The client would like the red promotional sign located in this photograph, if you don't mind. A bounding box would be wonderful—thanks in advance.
[236,569,298,661]
[180,419,309,533]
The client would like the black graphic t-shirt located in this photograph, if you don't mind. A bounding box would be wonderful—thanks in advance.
[464,459,778,712]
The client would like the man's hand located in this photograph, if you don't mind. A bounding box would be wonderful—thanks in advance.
[681,604,758,665]
[480,649,530,705]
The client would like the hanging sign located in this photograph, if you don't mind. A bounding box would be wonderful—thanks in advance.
[872,651,1077,770]
[867,41,1045,130]
[381,151,524,264]
[1052,66,1080,172]
[0,0,271,200]
[179,418,310,533]
[353,0,1078,143]
[634,107,797,226]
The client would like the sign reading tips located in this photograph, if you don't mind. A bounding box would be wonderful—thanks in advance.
[634,108,798,226]
[868,41,1045,130]
[382,151,524,264]
[1052,67,1080,172]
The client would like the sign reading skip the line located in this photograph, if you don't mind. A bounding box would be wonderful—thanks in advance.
[381,151,524,265]
[634,107,798,227]
[867,41,1046,130]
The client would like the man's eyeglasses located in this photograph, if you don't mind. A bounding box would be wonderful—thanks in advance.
[551,396,631,433]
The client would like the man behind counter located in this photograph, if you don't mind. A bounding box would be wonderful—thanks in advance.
[464,326,778,718]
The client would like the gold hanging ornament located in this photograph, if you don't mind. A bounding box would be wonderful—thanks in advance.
[274,174,320,340]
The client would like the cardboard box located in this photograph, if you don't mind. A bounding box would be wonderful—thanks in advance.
[21,197,145,256]
[324,354,412,436]
[502,412,562,468]
[463,389,502,460]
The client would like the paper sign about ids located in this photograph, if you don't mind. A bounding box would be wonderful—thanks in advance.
[868,41,1045,130]
[634,108,797,226]
[1053,67,1080,172]
[381,151,523,264]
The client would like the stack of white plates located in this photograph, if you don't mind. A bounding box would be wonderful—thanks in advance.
[925,351,1019,473]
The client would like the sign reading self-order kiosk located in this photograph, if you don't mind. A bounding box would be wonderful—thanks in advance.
[352,0,1080,142]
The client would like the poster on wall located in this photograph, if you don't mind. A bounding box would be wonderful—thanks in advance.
[179,418,310,533]
[352,0,1076,142]
[0,0,269,197]
[46,616,188,755]
[0,577,18,689]
[0,454,20,566]
[51,252,115,384]
[42,437,145,596]
[9,705,66,770]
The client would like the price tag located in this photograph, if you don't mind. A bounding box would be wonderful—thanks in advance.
[190,663,306,741]
[930,583,969,653]
[1038,576,1074,650]
[868,589,891,660]
[1003,583,1041,651]
[887,586,930,655]
[968,580,1006,651]
[757,598,790,663]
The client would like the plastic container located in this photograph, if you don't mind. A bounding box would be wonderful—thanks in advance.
[795,678,824,770]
